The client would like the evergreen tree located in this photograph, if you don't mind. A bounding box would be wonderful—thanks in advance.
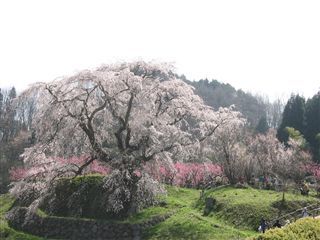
[8,86,16,99]
[183,78,267,127]
[0,88,3,119]
[0,89,3,141]
[305,92,320,161]
[0,88,3,109]
[255,115,269,134]
[277,94,306,143]
[316,133,320,160]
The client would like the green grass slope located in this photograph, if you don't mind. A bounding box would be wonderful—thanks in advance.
[199,186,320,230]
[1,184,319,240]
[143,186,256,240]
[1,187,256,240]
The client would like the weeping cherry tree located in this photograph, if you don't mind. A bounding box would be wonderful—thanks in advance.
[10,61,241,216]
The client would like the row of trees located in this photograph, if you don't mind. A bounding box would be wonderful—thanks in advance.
[3,61,317,218]
[0,86,37,193]
[183,78,285,131]
[0,87,33,193]
[277,93,320,161]
[198,110,311,201]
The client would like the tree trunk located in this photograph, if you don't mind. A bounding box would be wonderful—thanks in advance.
[119,168,140,217]
[281,183,286,210]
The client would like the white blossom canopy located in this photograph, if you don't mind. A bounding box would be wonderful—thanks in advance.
[21,61,240,172]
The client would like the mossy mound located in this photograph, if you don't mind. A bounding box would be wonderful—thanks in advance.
[40,174,109,219]
[252,217,320,240]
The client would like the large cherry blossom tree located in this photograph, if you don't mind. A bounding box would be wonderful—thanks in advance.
[11,61,240,216]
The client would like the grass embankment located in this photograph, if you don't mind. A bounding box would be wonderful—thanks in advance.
[200,186,320,230]
[144,186,320,239]
[252,217,320,240]
[143,186,256,240]
[1,180,319,240]
[0,186,255,240]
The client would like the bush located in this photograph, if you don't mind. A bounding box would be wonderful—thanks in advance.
[252,218,320,240]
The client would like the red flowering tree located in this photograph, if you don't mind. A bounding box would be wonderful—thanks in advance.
[144,161,222,188]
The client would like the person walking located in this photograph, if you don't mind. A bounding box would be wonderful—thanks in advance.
[302,207,309,218]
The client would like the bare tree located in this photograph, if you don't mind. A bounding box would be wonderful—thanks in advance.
[0,87,18,142]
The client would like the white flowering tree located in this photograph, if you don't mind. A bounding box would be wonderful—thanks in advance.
[247,130,280,179]
[210,123,311,188]
[209,114,248,184]
[271,137,311,201]
[248,130,311,201]
[11,61,240,216]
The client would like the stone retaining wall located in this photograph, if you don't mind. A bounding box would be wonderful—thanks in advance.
[6,207,173,240]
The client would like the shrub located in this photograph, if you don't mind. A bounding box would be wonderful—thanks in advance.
[252,217,320,240]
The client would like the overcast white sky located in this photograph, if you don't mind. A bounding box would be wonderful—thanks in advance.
[0,0,319,101]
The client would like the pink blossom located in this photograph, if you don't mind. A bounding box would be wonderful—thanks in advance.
[306,164,320,180]
[144,161,222,188]
[9,167,28,181]
[9,155,111,182]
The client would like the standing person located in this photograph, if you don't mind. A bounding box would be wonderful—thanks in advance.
[260,218,267,233]
[259,175,264,189]
[302,207,309,218]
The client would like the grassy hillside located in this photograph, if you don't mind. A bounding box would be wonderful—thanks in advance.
[0,186,256,240]
[143,186,255,240]
[1,184,319,240]
[199,186,320,230]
